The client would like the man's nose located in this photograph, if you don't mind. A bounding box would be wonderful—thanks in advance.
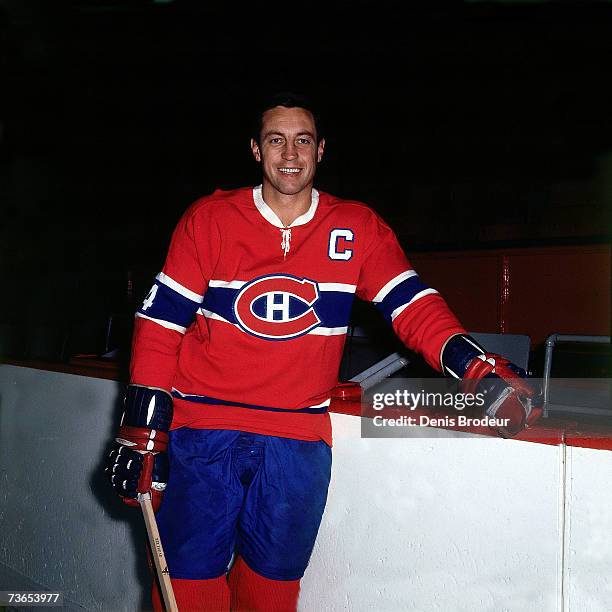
[282,142,297,160]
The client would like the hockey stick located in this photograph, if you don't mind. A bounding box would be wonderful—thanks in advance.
[138,492,179,612]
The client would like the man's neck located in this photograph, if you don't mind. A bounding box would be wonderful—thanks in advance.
[261,183,313,227]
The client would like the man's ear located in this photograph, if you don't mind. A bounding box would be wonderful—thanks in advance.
[251,138,262,162]
[317,138,326,163]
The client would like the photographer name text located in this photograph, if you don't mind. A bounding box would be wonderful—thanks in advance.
[372,415,510,428]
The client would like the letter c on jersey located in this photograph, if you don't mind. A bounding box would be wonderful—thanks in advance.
[328,229,354,260]
[233,275,321,340]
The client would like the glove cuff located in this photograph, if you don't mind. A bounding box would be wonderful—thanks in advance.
[441,334,487,378]
[116,425,169,452]
[121,384,173,432]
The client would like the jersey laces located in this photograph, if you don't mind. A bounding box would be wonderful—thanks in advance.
[280,228,292,257]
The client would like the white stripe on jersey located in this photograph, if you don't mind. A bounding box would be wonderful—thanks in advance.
[372,270,418,303]
[197,309,347,337]
[197,308,234,325]
[390,288,439,321]
[156,272,204,303]
[309,326,349,336]
[208,279,247,289]
[318,282,357,293]
[135,312,187,334]
[208,280,356,293]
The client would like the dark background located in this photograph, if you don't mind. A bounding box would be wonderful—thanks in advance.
[1,0,611,362]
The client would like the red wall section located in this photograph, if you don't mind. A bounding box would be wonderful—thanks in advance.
[409,244,610,346]
[408,252,500,334]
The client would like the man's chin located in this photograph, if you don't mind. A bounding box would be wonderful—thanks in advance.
[267,180,311,197]
[277,187,305,196]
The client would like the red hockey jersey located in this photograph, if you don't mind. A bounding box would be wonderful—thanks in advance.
[130,186,465,444]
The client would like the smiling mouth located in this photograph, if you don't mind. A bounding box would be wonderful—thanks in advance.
[278,168,302,175]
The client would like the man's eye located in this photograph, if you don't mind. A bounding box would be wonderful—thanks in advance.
[297,138,311,145]
[270,138,283,144]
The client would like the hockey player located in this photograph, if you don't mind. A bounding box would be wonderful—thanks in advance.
[105,93,539,611]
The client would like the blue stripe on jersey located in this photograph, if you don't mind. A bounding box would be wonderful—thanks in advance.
[201,287,238,323]
[201,287,354,329]
[171,391,329,414]
[374,275,432,323]
[138,280,201,329]
[315,291,354,327]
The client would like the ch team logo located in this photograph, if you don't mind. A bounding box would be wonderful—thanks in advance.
[233,275,321,340]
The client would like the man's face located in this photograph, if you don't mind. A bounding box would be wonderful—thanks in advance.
[251,106,325,197]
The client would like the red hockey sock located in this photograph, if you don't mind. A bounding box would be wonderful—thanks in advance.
[228,557,300,612]
[151,576,230,611]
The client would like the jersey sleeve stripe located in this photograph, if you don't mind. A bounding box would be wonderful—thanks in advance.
[156,272,204,302]
[135,312,187,334]
[390,288,440,321]
[138,277,202,329]
[372,270,418,303]
[374,275,437,323]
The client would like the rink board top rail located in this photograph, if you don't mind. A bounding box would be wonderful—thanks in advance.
[2,358,612,452]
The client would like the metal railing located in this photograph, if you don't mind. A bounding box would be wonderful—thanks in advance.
[543,334,611,417]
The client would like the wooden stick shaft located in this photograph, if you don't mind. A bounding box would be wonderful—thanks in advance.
[139,493,179,612]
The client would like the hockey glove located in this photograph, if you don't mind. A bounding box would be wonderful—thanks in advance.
[105,385,173,512]
[441,334,541,438]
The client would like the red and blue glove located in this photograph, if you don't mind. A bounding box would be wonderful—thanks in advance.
[105,385,173,511]
[442,334,541,437]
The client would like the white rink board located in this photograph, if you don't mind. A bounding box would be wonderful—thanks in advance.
[1,365,611,611]
[302,413,561,612]
[564,445,612,612]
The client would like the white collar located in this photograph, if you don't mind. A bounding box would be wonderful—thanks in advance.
[252,185,319,229]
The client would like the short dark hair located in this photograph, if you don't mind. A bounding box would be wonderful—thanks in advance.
[252,92,323,144]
